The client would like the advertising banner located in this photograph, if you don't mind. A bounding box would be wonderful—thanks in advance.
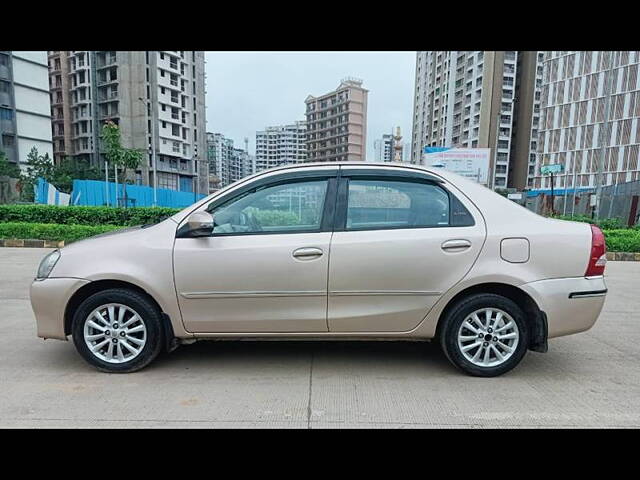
[423,147,490,185]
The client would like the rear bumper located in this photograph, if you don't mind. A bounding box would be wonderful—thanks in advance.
[30,277,90,340]
[520,276,607,339]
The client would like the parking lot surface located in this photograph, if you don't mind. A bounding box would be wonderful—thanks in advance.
[1,247,639,428]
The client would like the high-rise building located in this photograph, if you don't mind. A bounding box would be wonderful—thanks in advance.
[411,51,543,189]
[305,78,368,162]
[45,51,207,194]
[1,51,53,168]
[374,133,393,162]
[255,121,307,172]
[48,51,72,165]
[533,51,640,190]
[207,132,254,189]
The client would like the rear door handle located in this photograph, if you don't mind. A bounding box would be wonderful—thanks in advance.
[293,247,324,259]
[441,239,472,251]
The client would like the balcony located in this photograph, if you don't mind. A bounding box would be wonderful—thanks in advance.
[96,54,117,68]
[98,91,119,102]
[99,107,119,119]
[97,70,118,86]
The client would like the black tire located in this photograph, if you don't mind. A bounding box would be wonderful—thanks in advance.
[71,288,164,373]
[439,293,529,377]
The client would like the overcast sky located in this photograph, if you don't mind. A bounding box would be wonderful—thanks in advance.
[204,51,416,159]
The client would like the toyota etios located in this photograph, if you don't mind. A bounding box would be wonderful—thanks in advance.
[30,162,608,376]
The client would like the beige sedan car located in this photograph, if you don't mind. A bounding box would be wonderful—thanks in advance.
[30,162,608,376]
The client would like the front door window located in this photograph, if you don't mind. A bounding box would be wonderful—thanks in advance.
[210,180,328,234]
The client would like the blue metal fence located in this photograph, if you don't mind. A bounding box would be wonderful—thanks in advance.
[71,179,206,208]
[35,178,71,206]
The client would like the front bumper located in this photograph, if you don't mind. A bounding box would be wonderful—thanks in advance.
[30,277,90,340]
[520,276,607,339]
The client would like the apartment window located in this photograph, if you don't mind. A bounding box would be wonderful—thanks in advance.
[160,69,165,77]
[172,124,180,136]
[0,107,13,120]
[162,121,166,129]
[160,53,164,60]
[2,134,15,147]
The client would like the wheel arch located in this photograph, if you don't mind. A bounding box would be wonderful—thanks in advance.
[64,279,176,351]
[434,282,548,352]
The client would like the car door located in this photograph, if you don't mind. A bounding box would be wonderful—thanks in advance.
[173,172,338,333]
[327,169,486,332]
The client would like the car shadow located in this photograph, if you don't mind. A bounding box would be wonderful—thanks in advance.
[150,339,457,374]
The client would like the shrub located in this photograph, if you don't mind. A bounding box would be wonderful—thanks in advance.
[0,222,124,243]
[0,204,180,226]
[603,229,640,253]
[551,214,627,230]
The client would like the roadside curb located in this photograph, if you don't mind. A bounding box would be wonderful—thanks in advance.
[0,239,65,248]
[606,251,640,261]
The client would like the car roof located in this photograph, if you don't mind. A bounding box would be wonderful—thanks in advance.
[254,161,442,177]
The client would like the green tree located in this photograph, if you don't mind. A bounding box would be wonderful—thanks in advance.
[19,146,54,202]
[0,150,21,179]
[101,121,143,207]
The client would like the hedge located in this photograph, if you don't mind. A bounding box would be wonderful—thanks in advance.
[0,204,180,227]
[551,214,636,231]
[0,222,124,243]
[603,229,640,253]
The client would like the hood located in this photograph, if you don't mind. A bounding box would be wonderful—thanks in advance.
[61,219,175,254]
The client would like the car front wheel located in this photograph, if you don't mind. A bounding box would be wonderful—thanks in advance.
[71,288,164,373]
[439,293,529,377]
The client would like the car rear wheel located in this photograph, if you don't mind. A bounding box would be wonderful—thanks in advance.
[439,293,529,377]
[71,288,163,373]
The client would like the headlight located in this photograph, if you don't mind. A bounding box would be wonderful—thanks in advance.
[37,249,60,279]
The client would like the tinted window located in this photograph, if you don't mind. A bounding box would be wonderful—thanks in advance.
[346,179,450,230]
[450,193,475,226]
[211,180,328,234]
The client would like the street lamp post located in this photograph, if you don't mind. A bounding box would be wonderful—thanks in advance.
[139,97,158,207]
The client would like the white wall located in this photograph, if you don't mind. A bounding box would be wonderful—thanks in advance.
[11,51,47,66]
[12,57,49,91]
[13,84,50,117]
[15,111,52,142]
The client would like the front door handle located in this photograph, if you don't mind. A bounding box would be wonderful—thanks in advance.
[293,247,324,259]
[441,239,472,251]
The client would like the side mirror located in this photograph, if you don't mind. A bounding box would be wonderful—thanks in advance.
[179,211,214,238]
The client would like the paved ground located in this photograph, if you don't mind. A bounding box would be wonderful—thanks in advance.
[1,247,639,428]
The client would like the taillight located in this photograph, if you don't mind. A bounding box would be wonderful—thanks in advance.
[585,224,607,277]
